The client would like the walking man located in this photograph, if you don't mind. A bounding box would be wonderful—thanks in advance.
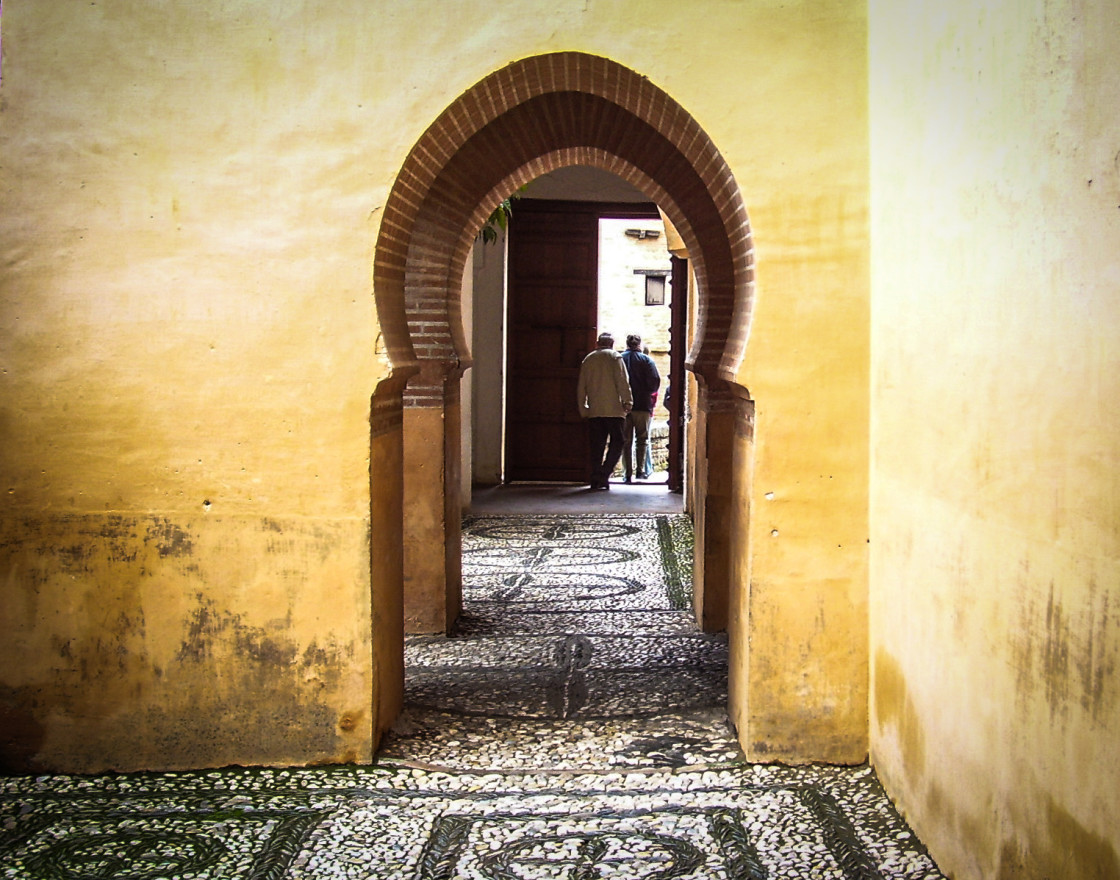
[621,334,661,481]
[576,332,632,489]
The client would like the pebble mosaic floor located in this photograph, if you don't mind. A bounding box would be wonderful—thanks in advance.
[0,514,946,879]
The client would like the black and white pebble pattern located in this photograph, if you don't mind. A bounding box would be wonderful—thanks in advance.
[0,514,946,879]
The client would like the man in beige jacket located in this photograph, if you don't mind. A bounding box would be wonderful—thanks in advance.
[576,332,633,489]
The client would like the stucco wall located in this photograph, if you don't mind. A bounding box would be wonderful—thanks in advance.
[1,0,870,771]
[0,1,387,771]
[869,1,1120,877]
[728,2,871,762]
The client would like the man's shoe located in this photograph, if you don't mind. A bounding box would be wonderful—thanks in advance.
[623,475,632,484]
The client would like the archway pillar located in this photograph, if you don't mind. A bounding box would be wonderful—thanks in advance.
[369,375,409,747]
[725,383,756,755]
[402,370,463,635]
[690,377,741,633]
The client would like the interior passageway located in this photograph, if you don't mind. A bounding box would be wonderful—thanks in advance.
[382,510,732,771]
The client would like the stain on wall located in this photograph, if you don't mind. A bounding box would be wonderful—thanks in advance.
[0,514,373,773]
[872,648,926,781]
[1011,579,1115,722]
[996,795,1120,880]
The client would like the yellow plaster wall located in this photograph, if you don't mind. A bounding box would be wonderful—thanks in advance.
[0,515,374,771]
[729,4,871,762]
[1,0,871,770]
[0,1,386,771]
[869,1,1120,877]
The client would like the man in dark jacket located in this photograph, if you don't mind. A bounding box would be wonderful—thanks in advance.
[621,334,661,482]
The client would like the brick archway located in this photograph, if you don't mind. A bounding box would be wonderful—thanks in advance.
[368,52,756,742]
[374,53,754,397]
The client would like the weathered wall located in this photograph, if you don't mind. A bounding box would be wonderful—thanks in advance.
[0,2,387,771]
[869,1,1120,877]
[0,515,374,771]
[1,0,871,771]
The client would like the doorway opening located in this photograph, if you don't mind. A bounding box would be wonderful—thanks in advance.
[487,191,684,492]
[371,51,756,743]
[596,215,675,489]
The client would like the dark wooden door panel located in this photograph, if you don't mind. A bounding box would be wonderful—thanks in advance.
[505,204,599,482]
[504,199,663,483]
[511,239,595,280]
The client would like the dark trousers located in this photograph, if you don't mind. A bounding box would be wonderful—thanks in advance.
[587,417,625,485]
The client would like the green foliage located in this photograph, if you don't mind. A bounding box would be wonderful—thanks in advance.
[477,188,525,245]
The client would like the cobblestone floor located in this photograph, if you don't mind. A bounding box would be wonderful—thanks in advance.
[0,514,946,879]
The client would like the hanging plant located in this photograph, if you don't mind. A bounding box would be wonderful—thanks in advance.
[477,187,526,245]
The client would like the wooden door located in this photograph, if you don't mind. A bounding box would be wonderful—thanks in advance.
[504,202,599,482]
[666,256,688,492]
